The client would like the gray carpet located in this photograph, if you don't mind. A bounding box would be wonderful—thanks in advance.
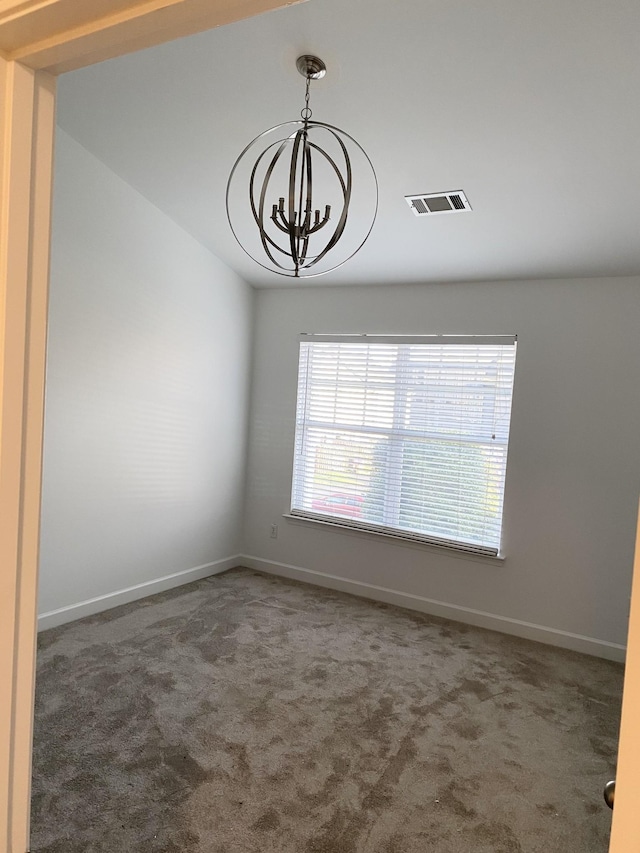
[32,567,622,852]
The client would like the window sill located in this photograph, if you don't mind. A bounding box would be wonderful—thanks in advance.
[282,512,506,564]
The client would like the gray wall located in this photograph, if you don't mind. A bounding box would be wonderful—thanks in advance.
[38,130,253,620]
[242,280,640,658]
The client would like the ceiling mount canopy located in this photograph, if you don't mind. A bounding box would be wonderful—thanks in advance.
[295,54,326,80]
[226,55,378,278]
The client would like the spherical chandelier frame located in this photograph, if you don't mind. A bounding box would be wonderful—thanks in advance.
[225,56,378,279]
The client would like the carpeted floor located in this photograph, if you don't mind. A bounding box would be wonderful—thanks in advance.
[32,567,623,852]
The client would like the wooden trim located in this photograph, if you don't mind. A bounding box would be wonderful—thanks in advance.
[10,70,55,853]
[0,58,55,853]
[0,0,137,52]
[1,0,306,74]
[609,501,640,853]
[0,56,34,853]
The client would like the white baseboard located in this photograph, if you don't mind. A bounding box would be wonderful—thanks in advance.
[240,555,626,663]
[37,556,240,631]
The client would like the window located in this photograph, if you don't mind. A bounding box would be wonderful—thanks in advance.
[290,335,517,557]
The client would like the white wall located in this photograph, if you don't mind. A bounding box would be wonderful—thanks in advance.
[243,279,640,659]
[38,130,253,623]
[40,130,640,658]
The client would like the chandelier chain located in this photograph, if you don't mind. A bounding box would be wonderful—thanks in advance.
[300,75,312,123]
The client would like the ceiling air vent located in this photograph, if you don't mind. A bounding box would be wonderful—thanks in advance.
[405,190,472,216]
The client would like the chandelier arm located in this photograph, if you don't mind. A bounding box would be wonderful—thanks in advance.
[258,223,289,269]
[255,226,303,259]
[271,216,291,234]
[250,141,295,256]
[286,143,350,269]
[256,218,302,267]
[272,198,291,231]
[301,139,352,269]
[250,139,304,262]
[303,132,313,231]
[305,138,347,196]
[306,212,330,235]
[253,139,288,230]
[249,142,281,220]
[299,132,308,232]
[288,129,306,271]
[255,211,293,267]
[296,135,307,264]
[259,226,313,262]
[297,133,315,265]
[299,231,310,268]
[228,129,295,258]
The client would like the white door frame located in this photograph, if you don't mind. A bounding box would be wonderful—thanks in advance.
[0,2,636,851]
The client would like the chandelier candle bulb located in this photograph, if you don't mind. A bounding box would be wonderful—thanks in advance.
[226,56,378,278]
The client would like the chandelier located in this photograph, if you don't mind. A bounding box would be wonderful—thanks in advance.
[226,55,378,278]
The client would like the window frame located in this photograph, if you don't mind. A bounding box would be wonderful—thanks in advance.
[289,334,517,558]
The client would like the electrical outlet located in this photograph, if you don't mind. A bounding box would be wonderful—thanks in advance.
[270,524,278,539]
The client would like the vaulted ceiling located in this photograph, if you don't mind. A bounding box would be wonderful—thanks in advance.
[55,0,640,287]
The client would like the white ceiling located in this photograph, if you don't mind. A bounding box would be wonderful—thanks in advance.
[56,0,640,288]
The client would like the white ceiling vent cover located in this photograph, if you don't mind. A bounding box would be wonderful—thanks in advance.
[405,190,472,216]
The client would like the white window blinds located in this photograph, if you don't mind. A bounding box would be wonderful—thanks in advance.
[291,335,517,557]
